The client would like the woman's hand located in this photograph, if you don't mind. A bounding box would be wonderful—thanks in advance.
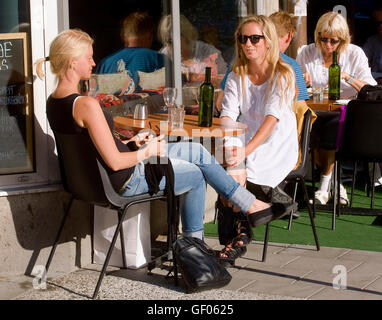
[223,145,246,168]
[125,130,154,147]
[303,72,312,87]
[143,134,166,158]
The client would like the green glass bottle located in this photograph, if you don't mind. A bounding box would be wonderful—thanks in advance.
[198,67,214,127]
[329,51,341,100]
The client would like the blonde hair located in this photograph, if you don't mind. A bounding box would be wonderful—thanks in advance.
[232,15,296,104]
[269,10,298,38]
[314,11,351,54]
[158,14,198,46]
[120,12,154,42]
[35,29,93,80]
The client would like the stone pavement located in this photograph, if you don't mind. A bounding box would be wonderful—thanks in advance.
[2,237,382,301]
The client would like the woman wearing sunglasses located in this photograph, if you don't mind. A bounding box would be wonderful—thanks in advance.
[219,15,298,262]
[297,11,375,97]
[296,12,376,206]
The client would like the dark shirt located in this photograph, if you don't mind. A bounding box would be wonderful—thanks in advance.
[46,93,134,191]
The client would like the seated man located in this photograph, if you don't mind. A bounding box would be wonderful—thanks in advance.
[96,11,170,89]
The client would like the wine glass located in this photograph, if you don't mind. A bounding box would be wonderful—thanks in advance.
[163,87,178,110]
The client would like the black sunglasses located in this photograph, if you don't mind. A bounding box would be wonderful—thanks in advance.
[237,34,265,44]
[320,37,341,45]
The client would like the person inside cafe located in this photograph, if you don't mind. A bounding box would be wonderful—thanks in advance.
[219,15,299,261]
[36,29,295,247]
[158,14,227,87]
[96,11,167,89]
[296,11,376,206]
[363,4,382,85]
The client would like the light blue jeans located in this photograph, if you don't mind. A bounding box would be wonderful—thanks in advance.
[121,142,256,239]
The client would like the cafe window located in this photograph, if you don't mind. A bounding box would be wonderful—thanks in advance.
[0,0,63,190]
[0,2,33,177]
[68,0,173,121]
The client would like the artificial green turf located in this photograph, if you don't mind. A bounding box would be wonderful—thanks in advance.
[204,186,382,252]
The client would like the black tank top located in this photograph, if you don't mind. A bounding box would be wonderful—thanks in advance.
[46,93,134,191]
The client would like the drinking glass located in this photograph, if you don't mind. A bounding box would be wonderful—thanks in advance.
[169,105,185,128]
[163,87,178,110]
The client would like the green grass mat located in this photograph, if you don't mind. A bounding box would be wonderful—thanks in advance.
[204,186,382,252]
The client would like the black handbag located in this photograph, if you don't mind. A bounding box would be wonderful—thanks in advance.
[357,85,382,101]
[173,237,232,293]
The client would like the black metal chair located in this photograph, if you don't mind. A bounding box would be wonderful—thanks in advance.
[45,131,177,299]
[262,110,320,261]
[333,99,382,229]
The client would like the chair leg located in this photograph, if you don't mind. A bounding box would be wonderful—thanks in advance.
[118,211,127,269]
[311,149,316,218]
[350,161,357,208]
[262,223,270,262]
[45,196,74,273]
[371,163,376,209]
[92,204,130,299]
[301,179,320,251]
[288,181,298,230]
[332,161,340,230]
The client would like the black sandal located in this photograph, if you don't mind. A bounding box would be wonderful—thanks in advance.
[232,215,253,248]
[217,244,247,267]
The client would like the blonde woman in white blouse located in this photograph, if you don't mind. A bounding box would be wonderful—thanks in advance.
[218,15,298,261]
[296,11,377,205]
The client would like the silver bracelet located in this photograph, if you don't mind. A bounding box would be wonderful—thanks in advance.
[346,75,355,85]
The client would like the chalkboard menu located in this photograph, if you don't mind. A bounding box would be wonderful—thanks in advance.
[0,32,33,174]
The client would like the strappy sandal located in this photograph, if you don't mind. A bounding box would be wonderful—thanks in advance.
[217,244,247,267]
[232,214,253,248]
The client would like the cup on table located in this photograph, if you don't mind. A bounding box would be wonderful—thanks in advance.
[168,105,185,128]
[312,87,324,102]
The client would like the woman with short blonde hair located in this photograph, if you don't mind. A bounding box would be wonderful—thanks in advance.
[314,11,351,55]
[297,11,376,206]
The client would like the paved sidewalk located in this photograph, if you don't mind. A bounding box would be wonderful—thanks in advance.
[2,237,382,301]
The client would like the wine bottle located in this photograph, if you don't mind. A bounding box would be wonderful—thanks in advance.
[328,51,341,100]
[198,67,214,127]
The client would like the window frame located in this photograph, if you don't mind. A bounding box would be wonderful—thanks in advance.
[0,0,68,194]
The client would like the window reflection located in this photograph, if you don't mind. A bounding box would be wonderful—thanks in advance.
[0,0,34,175]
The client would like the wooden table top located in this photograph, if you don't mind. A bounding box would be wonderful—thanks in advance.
[307,94,352,111]
[113,113,247,138]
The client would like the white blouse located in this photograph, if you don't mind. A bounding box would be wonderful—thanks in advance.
[221,72,298,188]
[296,43,377,98]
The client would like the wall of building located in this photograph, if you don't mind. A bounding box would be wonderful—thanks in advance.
[0,190,93,278]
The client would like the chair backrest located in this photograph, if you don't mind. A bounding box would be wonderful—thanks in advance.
[291,109,312,177]
[338,99,382,162]
[53,130,109,206]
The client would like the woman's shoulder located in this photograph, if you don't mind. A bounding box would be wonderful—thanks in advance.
[343,43,368,62]
[345,43,366,55]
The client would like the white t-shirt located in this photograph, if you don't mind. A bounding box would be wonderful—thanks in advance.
[221,72,298,188]
[296,43,377,97]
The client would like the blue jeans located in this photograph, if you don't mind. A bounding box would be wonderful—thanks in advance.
[121,142,256,239]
